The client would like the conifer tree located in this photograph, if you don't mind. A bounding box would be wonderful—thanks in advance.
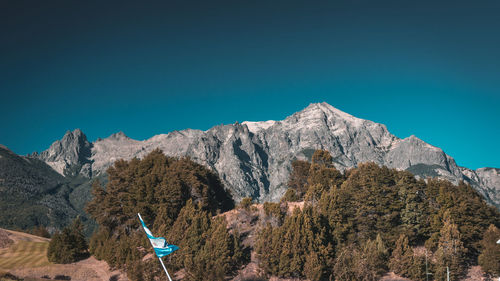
[47,217,88,263]
[307,150,343,201]
[478,224,500,277]
[303,251,323,281]
[397,173,430,243]
[287,160,310,198]
[389,234,414,277]
[364,234,389,276]
[167,200,243,281]
[256,206,333,279]
[434,213,467,281]
[85,150,236,280]
[280,188,299,202]
[333,244,358,281]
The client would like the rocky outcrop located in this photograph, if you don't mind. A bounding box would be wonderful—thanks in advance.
[29,103,500,207]
[32,129,92,178]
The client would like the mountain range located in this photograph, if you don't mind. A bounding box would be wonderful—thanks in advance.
[0,102,498,229]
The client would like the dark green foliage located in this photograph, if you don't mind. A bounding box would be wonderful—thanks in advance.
[478,224,500,276]
[311,150,334,168]
[396,173,430,243]
[0,146,97,233]
[433,213,467,281]
[255,206,333,280]
[342,163,403,245]
[54,275,71,280]
[0,147,74,230]
[47,217,88,263]
[305,150,343,203]
[280,188,298,202]
[86,150,237,280]
[239,197,253,211]
[317,163,404,248]
[287,160,311,198]
[389,234,415,278]
[425,179,499,260]
[262,202,286,226]
[0,272,23,281]
[333,241,386,281]
[255,149,500,280]
[30,225,51,238]
[333,244,359,281]
[166,201,243,281]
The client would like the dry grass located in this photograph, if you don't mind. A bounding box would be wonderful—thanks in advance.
[0,229,128,281]
[0,240,50,270]
[10,256,128,281]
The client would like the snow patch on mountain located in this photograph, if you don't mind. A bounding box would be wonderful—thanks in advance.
[242,120,276,133]
[30,102,500,207]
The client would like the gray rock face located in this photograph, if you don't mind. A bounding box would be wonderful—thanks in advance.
[32,103,500,207]
[31,129,92,177]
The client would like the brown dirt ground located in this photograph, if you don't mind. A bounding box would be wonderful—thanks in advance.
[10,256,128,281]
[0,229,14,249]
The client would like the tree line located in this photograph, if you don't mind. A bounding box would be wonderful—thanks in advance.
[256,150,500,280]
[46,149,500,280]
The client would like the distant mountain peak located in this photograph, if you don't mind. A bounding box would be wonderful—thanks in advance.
[107,131,129,140]
[289,102,366,128]
[62,128,85,139]
[29,102,500,207]
[36,128,92,177]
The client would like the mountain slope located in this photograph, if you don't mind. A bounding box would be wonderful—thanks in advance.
[0,145,79,230]
[30,102,499,207]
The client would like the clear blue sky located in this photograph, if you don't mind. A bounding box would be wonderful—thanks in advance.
[0,0,499,170]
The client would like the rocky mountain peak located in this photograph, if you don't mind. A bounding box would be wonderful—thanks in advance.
[107,131,129,140]
[62,128,84,140]
[28,103,500,207]
[36,129,92,177]
[290,102,365,127]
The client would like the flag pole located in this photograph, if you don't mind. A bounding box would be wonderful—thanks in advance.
[138,213,175,281]
[158,256,173,281]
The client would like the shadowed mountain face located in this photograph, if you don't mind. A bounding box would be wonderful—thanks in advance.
[26,102,499,207]
[0,145,79,230]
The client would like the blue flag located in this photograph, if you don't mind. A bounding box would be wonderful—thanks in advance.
[138,213,179,258]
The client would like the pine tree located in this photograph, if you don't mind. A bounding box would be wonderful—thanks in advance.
[364,234,388,276]
[333,244,358,281]
[256,206,333,279]
[434,213,467,281]
[478,224,500,277]
[397,173,429,243]
[47,218,88,263]
[307,150,343,202]
[70,217,88,256]
[85,150,236,280]
[280,188,299,202]
[389,234,414,277]
[166,201,243,281]
[303,251,323,281]
[287,160,311,198]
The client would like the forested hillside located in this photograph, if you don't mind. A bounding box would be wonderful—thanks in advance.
[86,149,499,281]
[255,150,500,281]
[86,149,240,281]
[0,145,77,230]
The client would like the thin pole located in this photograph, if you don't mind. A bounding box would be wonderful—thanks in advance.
[425,250,428,281]
[138,214,173,281]
[158,257,173,281]
[447,266,450,281]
